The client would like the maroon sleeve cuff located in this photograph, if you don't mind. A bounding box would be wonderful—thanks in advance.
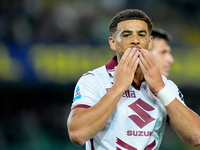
[71,104,91,110]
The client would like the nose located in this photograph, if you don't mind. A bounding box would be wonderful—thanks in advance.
[168,54,174,64]
[131,35,140,46]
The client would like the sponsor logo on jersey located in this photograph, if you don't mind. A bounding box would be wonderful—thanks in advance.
[127,130,152,136]
[128,98,155,128]
[73,85,81,102]
[122,90,136,98]
[106,88,136,98]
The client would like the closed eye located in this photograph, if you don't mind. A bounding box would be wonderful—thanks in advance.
[138,30,147,37]
[139,34,145,37]
[160,50,167,55]
[123,34,131,37]
[121,30,132,37]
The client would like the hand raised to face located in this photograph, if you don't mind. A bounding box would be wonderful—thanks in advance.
[138,49,165,92]
[113,48,139,92]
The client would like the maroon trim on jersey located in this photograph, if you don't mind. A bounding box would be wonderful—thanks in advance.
[90,138,94,150]
[83,73,95,76]
[144,140,156,150]
[116,137,137,150]
[105,56,118,72]
[71,104,91,110]
[131,82,142,90]
[149,87,157,97]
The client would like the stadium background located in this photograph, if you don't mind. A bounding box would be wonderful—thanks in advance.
[0,0,200,149]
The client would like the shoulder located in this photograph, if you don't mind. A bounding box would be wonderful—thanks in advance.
[76,65,109,90]
[72,66,109,107]
[161,75,177,87]
[79,65,107,82]
[161,75,179,92]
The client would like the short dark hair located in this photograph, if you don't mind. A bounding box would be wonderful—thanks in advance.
[109,9,153,36]
[151,28,172,43]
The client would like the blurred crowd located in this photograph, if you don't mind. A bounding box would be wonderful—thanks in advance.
[0,0,200,45]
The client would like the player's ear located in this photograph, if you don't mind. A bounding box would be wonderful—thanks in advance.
[108,37,117,51]
[148,35,153,50]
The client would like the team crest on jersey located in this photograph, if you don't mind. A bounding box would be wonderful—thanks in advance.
[73,85,81,102]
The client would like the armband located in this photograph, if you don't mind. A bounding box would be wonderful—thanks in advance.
[156,86,175,106]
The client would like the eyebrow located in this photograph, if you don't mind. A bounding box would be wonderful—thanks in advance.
[120,30,132,35]
[138,30,147,34]
[120,30,147,35]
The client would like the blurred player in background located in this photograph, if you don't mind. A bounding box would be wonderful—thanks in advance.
[150,28,174,77]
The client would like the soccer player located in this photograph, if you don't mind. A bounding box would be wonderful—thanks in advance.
[150,28,174,77]
[67,9,200,150]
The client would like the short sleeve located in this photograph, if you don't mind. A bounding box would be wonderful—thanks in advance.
[71,72,104,110]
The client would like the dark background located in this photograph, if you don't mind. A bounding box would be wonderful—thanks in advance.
[0,0,200,149]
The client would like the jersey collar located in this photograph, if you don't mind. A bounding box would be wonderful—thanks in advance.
[105,55,145,90]
[105,56,118,77]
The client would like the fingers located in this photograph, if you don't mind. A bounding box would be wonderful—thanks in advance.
[120,48,138,66]
[139,49,155,71]
[129,50,139,73]
[138,49,164,92]
[118,48,139,72]
[120,48,131,65]
[138,49,161,78]
[114,48,139,91]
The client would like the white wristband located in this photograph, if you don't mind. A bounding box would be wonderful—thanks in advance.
[156,86,175,106]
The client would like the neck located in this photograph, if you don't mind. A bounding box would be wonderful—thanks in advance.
[133,67,144,87]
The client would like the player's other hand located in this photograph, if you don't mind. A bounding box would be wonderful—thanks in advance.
[138,49,165,93]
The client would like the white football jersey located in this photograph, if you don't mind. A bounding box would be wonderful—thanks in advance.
[71,56,185,150]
